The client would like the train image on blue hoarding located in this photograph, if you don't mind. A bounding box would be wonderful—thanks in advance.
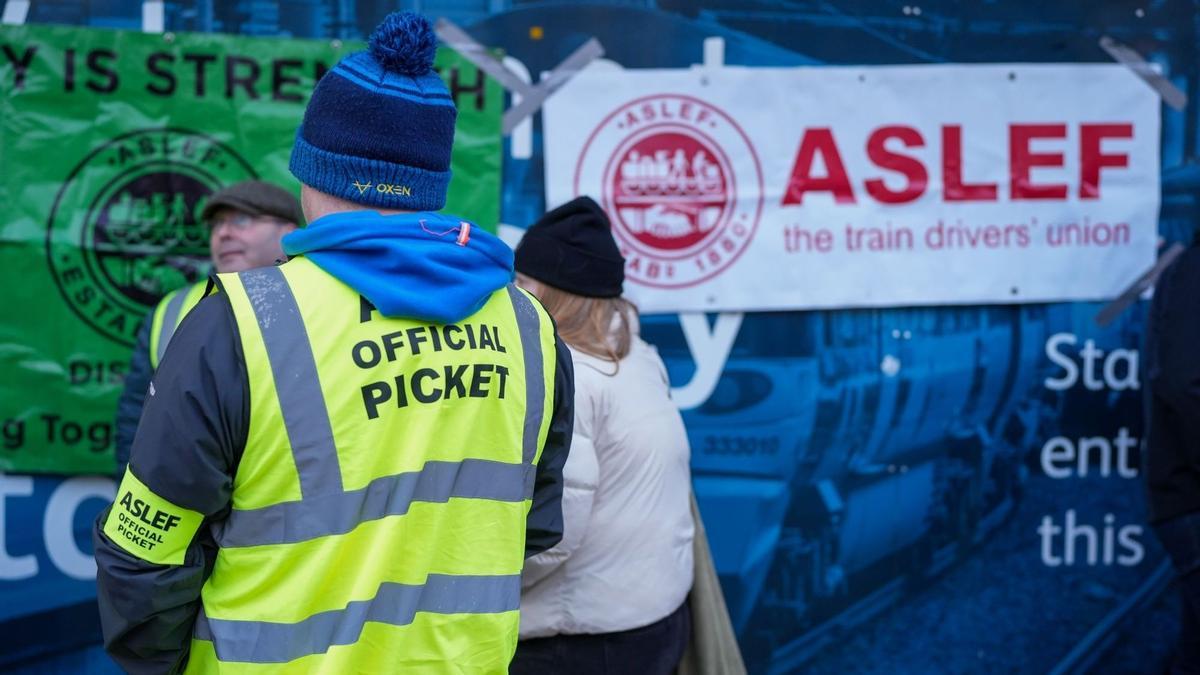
[642,303,1058,670]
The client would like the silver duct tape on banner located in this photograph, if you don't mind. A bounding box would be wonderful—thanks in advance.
[142,0,164,33]
[1094,242,1185,327]
[1099,36,1187,111]
[501,38,604,135]
[434,19,533,95]
[2,0,31,25]
[434,19,604,135]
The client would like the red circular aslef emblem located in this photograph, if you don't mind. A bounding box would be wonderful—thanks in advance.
[575,94,763,289]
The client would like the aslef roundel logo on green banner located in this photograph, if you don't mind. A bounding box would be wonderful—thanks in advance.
[45,128,256,347]
[3,22,500,474]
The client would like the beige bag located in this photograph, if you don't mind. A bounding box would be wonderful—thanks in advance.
[677,492,748,675]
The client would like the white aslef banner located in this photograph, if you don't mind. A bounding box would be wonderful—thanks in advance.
[543,64,1160,313]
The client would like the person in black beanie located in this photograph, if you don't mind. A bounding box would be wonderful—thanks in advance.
[514,196,625,299]
[512,196,696,675]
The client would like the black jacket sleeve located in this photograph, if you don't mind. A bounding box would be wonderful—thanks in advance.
[1148,247,1200,416]
[114,312,154,479]
[93,293,248,675]
[1144,245,1200,522]
[524,335,574,557]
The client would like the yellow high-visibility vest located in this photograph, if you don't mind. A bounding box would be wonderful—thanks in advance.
[186,256,556,673]
[148,281,208,369]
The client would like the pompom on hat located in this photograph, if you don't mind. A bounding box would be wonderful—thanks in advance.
[289,12,456,211]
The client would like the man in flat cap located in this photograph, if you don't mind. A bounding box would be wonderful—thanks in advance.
[113,179,302,476]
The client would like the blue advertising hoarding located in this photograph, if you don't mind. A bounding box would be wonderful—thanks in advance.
[3,1,1198,672]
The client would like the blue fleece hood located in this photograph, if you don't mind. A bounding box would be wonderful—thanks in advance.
[282,211,514,324]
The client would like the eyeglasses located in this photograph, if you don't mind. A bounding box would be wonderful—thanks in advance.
[209,212,288,231]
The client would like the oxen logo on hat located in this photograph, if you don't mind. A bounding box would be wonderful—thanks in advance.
[575,94,763,288]
[45,129,255,346]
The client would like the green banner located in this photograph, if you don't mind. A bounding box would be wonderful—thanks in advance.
[0,24,503,475]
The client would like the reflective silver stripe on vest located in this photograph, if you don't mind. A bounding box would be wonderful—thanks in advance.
[240,266,343,497]
[215,458,529,548]
[505,285,545,466]
[156,288,190,365]
[193,574,520,664]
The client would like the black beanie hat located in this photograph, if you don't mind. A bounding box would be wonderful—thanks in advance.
[514,196,625,298]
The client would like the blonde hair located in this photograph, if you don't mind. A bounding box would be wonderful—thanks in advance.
[534,284,637,364]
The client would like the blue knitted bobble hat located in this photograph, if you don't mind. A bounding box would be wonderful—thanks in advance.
[289,12,456,211]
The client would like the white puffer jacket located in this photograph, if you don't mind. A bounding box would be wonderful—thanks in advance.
[519,327,694,638]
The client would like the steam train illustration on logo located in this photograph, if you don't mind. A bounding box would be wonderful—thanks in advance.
[573,93,762,288]
[612,144,726,245]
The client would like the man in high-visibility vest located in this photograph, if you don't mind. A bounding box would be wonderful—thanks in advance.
[114,180,302,477]
[94,11,573,674]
